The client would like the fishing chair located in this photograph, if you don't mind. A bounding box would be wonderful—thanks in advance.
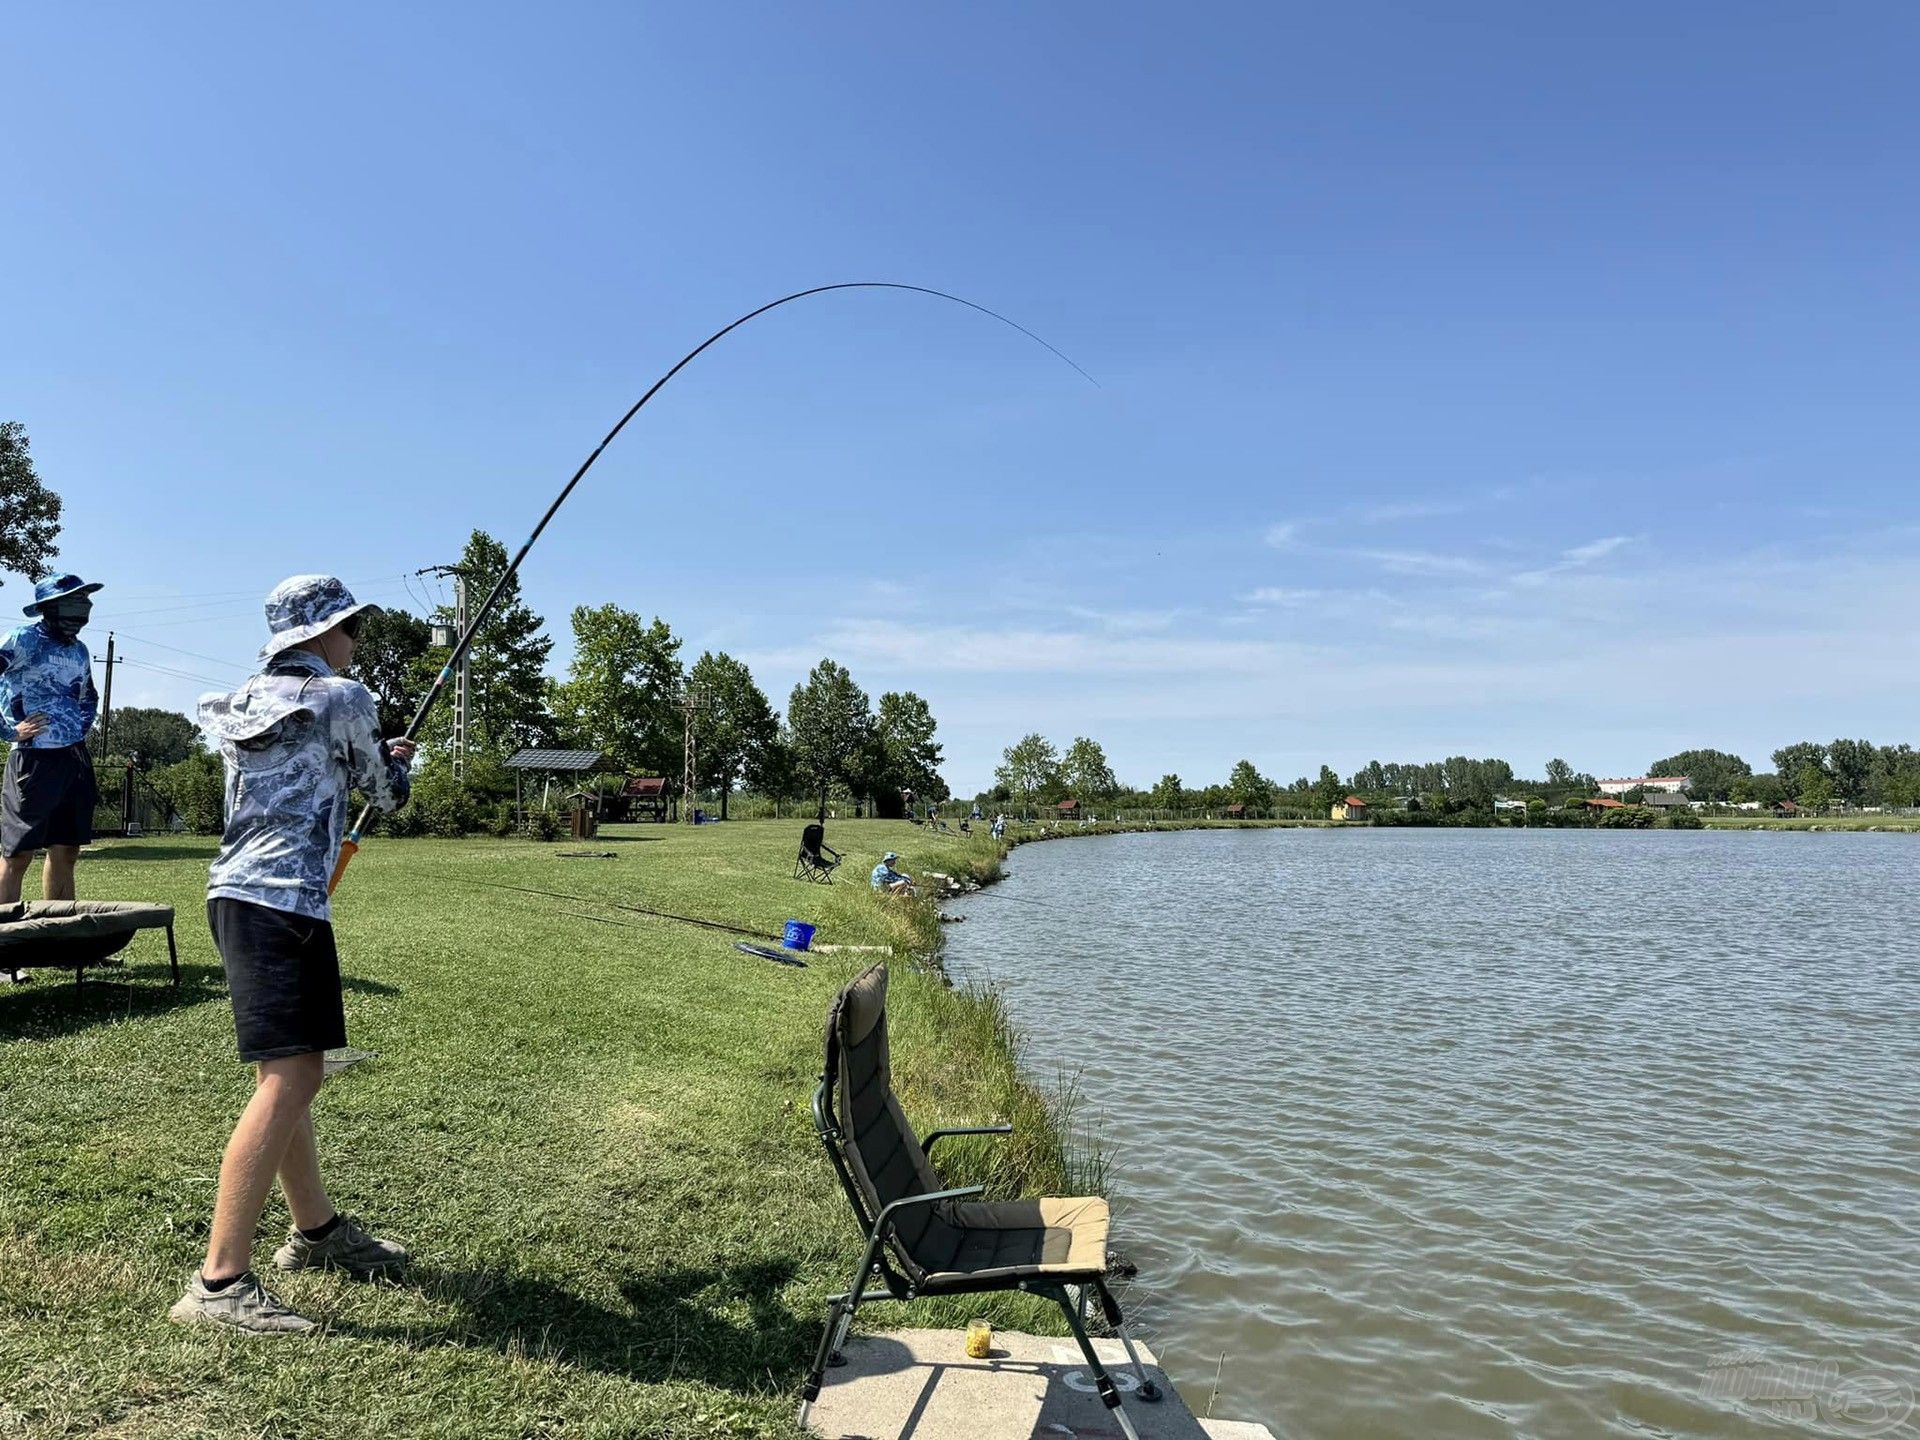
[800,963,1160,1437]
[794,823,843,884]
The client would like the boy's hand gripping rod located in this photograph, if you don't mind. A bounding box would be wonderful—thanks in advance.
[328,282,1094,893]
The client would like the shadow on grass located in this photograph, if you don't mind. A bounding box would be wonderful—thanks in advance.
[0,962,227,1040]
[349,1257,813,1391]
[80,843,218,861]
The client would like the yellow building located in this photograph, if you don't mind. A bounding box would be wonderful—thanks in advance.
[1331,795,1369,821]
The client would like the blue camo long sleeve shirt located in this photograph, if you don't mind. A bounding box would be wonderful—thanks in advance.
[200,651,411,921]
[0,621,97,748]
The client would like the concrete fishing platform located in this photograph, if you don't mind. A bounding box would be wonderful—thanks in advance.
[803,1327,1276,1440]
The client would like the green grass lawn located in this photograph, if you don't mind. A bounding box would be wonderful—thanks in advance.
[0,820,1091,1439]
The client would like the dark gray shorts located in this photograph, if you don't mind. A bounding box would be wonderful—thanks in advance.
[208,898,346,1062]
[2,744,96,857]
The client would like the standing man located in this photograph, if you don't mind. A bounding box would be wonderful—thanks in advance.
[170,576,416,1333]
[1,574,104,983]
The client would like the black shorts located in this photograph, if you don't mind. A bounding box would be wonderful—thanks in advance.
[207,898,346,1062]
[2,744,97,857]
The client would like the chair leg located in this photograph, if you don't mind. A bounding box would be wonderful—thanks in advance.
[798,1290,850,1428]
[1094,1277,1161,1401]
[798,1260,876,1428]
[165,925,179,987]
[1053,1286,1143,1440]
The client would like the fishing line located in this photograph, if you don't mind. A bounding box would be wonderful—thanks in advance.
[329,282,1097,892]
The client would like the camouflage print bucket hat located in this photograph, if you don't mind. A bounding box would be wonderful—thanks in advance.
[25,573,104,615]
[258,575,383,664]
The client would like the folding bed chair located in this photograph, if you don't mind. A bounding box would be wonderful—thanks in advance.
[800,963,1160,1437]
[794,823,843,884]
[0,901,179,987]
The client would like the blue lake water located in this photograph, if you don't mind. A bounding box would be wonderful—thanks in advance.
[944,827,1918,1438]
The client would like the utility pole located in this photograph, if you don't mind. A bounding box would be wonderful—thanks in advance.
[681,684,707,824]
[97,632,116,756]
[453,571,469,782]
[421,565,471,781]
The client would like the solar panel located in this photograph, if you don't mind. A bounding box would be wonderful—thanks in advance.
[504,748,605,771]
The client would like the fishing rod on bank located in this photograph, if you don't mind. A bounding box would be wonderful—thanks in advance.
[327,283,1097,894]
[429,871,772,940]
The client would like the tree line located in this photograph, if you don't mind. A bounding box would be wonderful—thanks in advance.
[73,528,952,832]
[978,737,1920,818]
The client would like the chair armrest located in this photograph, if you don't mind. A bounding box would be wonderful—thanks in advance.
[875,1184,986,1230]
[922,1124,1013,1153]
[861,1185,987,1267]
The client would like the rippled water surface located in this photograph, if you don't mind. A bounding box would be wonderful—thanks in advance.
[943,829,1918,1438]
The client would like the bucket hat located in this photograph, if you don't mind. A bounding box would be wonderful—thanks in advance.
[25,573,103,615]
[882,851,899,863]
[258,574,383,663]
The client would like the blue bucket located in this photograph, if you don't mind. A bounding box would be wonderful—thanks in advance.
[783,919,816,951]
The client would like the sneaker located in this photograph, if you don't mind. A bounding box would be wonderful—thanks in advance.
[273,1213,408,1279]
[169,1271,315,1333]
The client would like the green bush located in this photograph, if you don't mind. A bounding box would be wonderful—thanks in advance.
[1659,810,1704,829]
[528,808,563,841]
[1597,804,1657,829]
[407,765,481,837]
[149,751,225,834]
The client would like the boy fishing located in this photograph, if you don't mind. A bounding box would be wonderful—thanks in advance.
[171,576,416,1332]
[1,574,104,982]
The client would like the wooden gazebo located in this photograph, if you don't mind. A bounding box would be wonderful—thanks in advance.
[505,748,606,817]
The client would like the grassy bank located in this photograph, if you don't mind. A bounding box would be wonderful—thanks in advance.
[1701,815,1920,831]
[0,820,1096,1440]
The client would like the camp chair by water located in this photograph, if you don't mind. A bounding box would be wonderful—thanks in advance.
[795,823,843,884]
[0,901,178,987]
[801,963,1160,1437]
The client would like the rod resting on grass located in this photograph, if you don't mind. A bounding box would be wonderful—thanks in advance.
[328,283,1096,892]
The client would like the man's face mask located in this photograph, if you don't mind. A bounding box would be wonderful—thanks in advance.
[42,597,92,643]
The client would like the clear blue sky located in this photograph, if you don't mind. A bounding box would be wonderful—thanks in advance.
[6,4,1916,792]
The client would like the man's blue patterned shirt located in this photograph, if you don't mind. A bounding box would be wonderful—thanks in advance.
[0,621,97,749]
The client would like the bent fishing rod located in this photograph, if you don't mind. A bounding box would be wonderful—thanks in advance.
[329,282,1095,892]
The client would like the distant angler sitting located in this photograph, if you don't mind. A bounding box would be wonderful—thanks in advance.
[870,851,916,897]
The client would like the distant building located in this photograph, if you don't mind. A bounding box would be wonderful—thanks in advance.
[1642,792,1696,810]
[1598,776,1691,796]
[1493,797,1527,813]
[1056,798,1081,817]
[1580,796,1626,811]
[1771,799,1802,815]
[619,775,671,823]
[1223,803,1246,819]
[1331,795,1369,821]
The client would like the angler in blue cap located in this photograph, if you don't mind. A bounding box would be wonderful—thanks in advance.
[0,574,105,964]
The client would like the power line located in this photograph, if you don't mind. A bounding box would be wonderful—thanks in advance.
[99,582,416,630]
[115,656,234,688]
[108,632,250,674]
[94,575,415,622]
